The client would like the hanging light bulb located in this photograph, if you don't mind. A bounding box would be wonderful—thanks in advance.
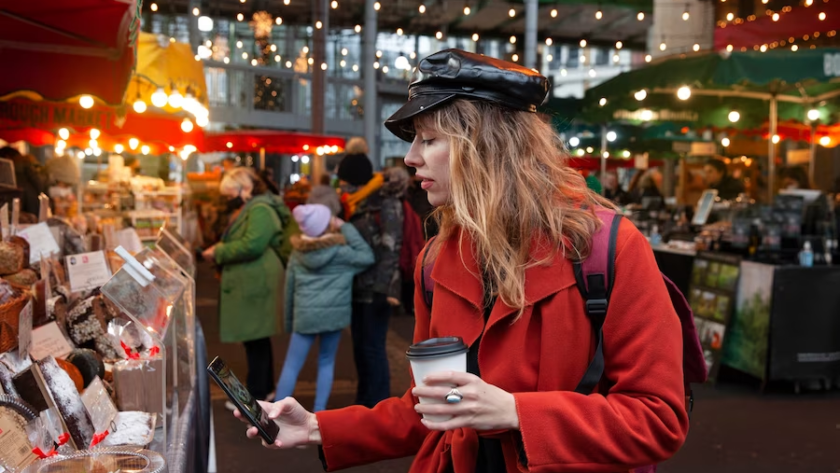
[114,144,124,154]
[58,128,70,140]
[606,131,617,142]
[168,90,184,108]
[551,9,558,17]
[693,44,700,51]
[419,4,426,13]
[637,11,645,20]
[645,54,652,62]
[819,136,831,146]
[373,1,380,10]
[79,95,94,109]
[660,42,667,51]
[141,145,151,155]
[772,134,781,144]
[397,28,404,35]
[132,99,146,113]
[331,0,338,8]
[181,119,194,133]
[569,137,581,147]
[150,3,158,11]
[808,109,821,121]
[509,8,516,17]
[129,138,139,150]
[88,129,100,140]
[726,44,734,52]
[315,20,323,29]
[677,86,691,100]
[355,25,362,33]
[721,138,731,147]
[237,13,244,21]
[726,12,734,21]
[510,36,516,44]
[151,88,168,108]
[546,38,553,46]
[615,41,623,49]
[276,17,283,25]
[634,89,647,101]
[580,39,587,48]
[512,53,519,62]
[464,6,470,15]
[728,111,740,122]
[772,13,779,21]
[683,10,690,20]
[435,31,443,40]
[472,33,479,42]
[595,8,603,19]
[819,12,826,20]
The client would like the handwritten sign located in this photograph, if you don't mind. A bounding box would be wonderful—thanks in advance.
[66,251,112,293]
[30,322,73,361]
[16,222,60,265]
[17,300,32,358]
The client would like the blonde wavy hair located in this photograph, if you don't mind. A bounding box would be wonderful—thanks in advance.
[420,100,613,315]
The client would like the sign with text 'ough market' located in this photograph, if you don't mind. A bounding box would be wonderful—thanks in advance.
[0,99,117,131]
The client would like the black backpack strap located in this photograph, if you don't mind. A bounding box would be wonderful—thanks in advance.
[573,214,623,394]
[420,237,437,308]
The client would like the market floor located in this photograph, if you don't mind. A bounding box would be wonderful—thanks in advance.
[195,262,840,473]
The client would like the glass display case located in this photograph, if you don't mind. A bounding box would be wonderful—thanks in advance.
[99,243,195,457]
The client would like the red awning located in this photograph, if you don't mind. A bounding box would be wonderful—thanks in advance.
[568,157,664,170]
[0,98,203,155]
[203,130,346,154]
[0,0,140,106]
[714,2,840,51]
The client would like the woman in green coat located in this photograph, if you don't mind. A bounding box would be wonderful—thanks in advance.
[202,167,292,402]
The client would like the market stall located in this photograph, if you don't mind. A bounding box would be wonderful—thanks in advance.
[639,188,840,389]
[0,201,208,472]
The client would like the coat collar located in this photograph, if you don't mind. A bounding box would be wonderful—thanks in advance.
[430,229,577,326]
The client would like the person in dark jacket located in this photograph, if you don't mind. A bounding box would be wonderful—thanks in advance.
[337,138,404,408]
[0,147,47,216]
[704,158,744,200]
[275,204,374,411]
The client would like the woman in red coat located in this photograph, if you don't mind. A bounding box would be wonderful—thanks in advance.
[236,49,689,473]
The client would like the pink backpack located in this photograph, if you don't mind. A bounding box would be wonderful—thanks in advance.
[421,209,707,472]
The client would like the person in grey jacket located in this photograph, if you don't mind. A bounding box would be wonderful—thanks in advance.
[274,204,374,412]
[337,143,404,408]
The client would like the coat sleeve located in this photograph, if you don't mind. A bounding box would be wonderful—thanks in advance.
[512,221,689,473]
[334,223,375,271]
[314,255,431,470]
[214,205,279,266]
[284,262,295,333]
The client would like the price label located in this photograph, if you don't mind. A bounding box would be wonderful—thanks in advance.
[66,251,112,293]
[30,322,73,361]
[0,409,37,469]
[16,222,60,265]
[17,300,32,358]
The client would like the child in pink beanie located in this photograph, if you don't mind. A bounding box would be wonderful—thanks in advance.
[277,204,374,411]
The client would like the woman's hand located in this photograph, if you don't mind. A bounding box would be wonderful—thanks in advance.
[412,371,520,432]
[386,297,401,307]
[201,245,216,262]
[234,397,321,449]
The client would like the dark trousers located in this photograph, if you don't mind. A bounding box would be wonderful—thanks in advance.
[351,293,391,408]
[243,337,274,401]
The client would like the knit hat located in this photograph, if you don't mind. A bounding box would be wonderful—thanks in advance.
[46,154,80,185]
[293,204,332,237]
[337,153,373,186]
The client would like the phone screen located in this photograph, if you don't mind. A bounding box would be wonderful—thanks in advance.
[207,357,279,443]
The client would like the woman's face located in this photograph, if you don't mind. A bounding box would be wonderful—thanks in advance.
[221,182,253,200]
[403,124,451,207]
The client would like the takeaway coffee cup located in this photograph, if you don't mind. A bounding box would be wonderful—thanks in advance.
[406,337,469,422]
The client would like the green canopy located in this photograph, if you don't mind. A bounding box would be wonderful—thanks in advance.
[582,48,840,200]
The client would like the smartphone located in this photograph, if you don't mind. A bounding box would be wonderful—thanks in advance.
[207,356,280,444]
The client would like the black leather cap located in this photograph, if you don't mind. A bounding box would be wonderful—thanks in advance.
[384,49,551,142]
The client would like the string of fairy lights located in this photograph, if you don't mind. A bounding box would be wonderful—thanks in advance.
[717,0,836,52]
[145,0,664,75]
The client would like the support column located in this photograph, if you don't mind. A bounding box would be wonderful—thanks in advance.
[769,96,778,204]
[188,0,201,50]
[524,0,538,69]
[312,0,328,181]
[363,0,379,166]
[600,125,608,195]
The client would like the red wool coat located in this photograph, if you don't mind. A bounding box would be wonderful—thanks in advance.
[316,219,689,473]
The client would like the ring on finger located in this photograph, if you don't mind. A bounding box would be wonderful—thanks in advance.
[445,388,464,404]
